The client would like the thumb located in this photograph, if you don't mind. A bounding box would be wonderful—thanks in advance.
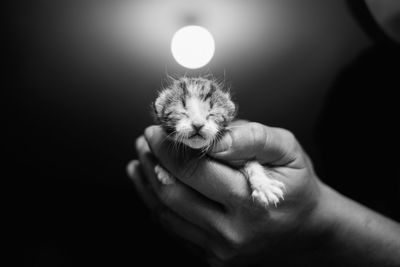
[210,122,301,167]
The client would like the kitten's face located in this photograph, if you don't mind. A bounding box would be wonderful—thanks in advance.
[154,77,236,150]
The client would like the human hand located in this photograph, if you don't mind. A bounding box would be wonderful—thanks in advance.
[128,121,326,266]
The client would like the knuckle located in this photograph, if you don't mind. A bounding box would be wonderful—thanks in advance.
[218,226,247,249]
[135,136,145,151]
[248,122,264,136]
[225,186,251,210]
[249,122,271,157]
[248,122,266,147]
[226,233,246,249]
[276,127,300,151]
[158,186,179,206]
[126,160,139,176]
[277,127,296,142]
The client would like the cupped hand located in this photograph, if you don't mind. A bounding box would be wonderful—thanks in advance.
[128,122,325,266]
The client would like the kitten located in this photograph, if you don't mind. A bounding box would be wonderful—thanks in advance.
[152,77,285,207]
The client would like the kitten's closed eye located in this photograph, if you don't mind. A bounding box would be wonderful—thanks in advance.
[206,113,216,119]
[179,112,189,118]
[153,77,236,150]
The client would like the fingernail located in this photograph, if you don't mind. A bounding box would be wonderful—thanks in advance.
[144,126,156,139]
[211,134,232,153]
[126,160,139,177]
[135,136,146,150]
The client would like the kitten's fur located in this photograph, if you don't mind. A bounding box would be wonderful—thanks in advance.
[152,77,285,207]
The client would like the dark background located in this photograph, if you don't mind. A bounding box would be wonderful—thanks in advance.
[7,0,398,266]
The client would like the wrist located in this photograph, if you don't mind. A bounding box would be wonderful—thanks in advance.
[307,181,339,238]
[270,180,338,265]
[305,181,400,266]
[306,182,362,264]
[286,181,350,266]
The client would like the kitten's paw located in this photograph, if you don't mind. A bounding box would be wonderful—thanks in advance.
[250,178,286,207]
[245,161,286,207]
[154,165,175,185]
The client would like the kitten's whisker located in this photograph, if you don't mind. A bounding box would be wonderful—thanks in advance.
[182,132,189,149]
[175,133,185,153]
[167,141,176,155]
[176,134,183,153]
[161,131,177,144]
[174,133,184,153]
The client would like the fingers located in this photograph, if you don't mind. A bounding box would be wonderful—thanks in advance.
[143,126,250,206]
[135,136,163,192]
[160,209,210,250]
[135,136,228,233]
[127,160,162,212]
[210,122,303,167]
[127,160,225,261]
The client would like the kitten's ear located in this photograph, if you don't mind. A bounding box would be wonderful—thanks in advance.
[153,90,169,117]
[151,96,163,124]
[227,98,238,119]
[154,97,162,115]
[210,80,219,91]
[231,101,238,118]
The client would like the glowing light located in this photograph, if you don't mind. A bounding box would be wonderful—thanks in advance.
[171,25,215,69]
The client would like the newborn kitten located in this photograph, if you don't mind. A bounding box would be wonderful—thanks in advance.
[152,77,285,207]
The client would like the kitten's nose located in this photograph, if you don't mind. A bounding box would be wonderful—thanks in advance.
[192,122,204,132]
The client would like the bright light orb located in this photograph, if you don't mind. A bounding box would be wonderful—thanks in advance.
[171,25,215,69]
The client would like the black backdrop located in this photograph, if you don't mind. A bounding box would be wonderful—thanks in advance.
[7,1,399,266]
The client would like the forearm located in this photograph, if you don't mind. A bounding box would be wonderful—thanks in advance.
[365,0,400,43]
[313,182,400,266]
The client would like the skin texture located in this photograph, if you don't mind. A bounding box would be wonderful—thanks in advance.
[128,121,400,266]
